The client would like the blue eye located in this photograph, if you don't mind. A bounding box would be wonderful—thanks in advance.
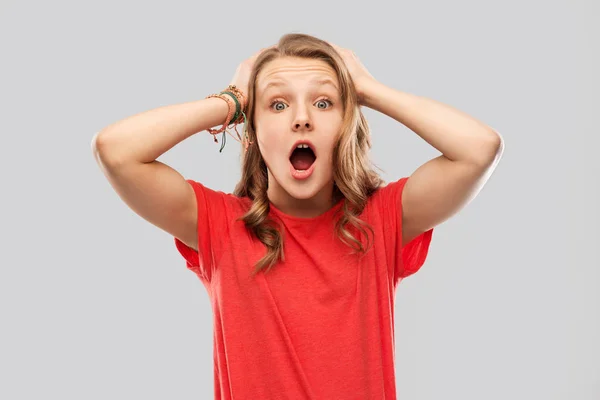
[315,99,333,109]
[269,98,334,111]
[270,100,286,111]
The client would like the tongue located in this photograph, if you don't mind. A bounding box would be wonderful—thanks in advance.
[290,148,316,170]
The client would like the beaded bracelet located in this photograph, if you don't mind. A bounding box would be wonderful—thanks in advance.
[205,85,251,152]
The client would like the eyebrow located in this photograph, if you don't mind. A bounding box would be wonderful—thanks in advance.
[261,77,339,93]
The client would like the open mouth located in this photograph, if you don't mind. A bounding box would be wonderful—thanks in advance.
[289,143,317,172]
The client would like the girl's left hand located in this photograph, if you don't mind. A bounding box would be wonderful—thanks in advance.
[327,42,376,104]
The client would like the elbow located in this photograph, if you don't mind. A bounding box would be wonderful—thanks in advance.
[91,131,109,162]
[471,129,505,168]
[488,129,505,165]
[91,131,126,168]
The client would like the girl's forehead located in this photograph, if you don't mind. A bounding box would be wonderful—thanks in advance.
[257,58,338,92]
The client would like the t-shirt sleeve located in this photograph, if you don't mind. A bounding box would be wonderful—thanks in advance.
[173,179,232,283]
[379,176,434,283]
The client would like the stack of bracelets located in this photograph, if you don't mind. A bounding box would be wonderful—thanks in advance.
[205,84,251,152]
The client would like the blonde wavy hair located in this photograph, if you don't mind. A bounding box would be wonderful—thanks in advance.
[233,33,385,276]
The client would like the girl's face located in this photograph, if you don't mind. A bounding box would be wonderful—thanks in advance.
[254,57,344,216]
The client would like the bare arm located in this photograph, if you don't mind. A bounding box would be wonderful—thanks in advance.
[93,97,228,165]
[361,79,504,247]
[92,97,229,251]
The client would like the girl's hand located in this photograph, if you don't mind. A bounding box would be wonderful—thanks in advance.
[229,46,276,104]
[327,42,376,104]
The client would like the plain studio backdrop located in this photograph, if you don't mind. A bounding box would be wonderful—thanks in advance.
[1,0,597,399]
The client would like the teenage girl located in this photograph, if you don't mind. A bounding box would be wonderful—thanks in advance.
[92,33,503,400]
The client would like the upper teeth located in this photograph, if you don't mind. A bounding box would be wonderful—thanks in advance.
[296,144,309,149]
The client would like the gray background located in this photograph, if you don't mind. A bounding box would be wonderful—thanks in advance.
[1,0,598,398]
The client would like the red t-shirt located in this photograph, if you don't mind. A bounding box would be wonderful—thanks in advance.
[174,177,433,399]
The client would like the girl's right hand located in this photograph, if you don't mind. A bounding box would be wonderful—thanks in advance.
[229,46,276,105]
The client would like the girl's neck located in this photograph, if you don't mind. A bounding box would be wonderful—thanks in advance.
[267,182,341,219]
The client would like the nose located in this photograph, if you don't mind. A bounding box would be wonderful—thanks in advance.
[293,120,311,131]
[292,107,312,132]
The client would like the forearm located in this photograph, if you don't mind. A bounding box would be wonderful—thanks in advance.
[361,79,502,165]
[93,97,228,165]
